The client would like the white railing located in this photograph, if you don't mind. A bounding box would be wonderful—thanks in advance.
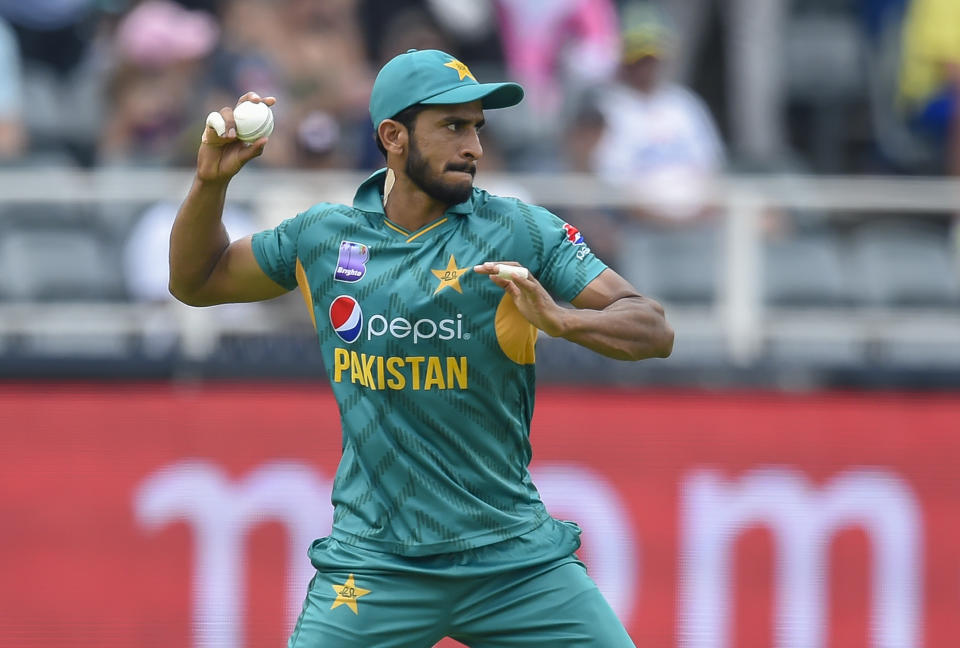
[1,169,958,365]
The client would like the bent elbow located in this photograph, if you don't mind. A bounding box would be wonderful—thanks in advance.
[168,281,208,307]
[168,280,190,304]
[657,324,675,358]
[642,298,673,359]
[630,321,674,361]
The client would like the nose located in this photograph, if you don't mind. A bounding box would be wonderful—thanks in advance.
[462,128,483,162]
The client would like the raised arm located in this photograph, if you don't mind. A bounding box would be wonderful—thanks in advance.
[168,92,290,306]
[474,263,674,361]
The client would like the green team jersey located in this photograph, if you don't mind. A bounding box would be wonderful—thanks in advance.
[252,169,606,556]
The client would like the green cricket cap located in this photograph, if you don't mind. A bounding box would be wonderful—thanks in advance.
[370,49,524,128]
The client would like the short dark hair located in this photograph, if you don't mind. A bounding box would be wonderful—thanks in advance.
[374,103,428,159]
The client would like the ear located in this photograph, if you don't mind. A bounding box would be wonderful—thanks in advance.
[377,119,408,157]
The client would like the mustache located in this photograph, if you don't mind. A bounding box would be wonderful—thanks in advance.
[445,162,476,176]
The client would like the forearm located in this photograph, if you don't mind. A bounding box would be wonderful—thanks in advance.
[168,177,231,302]
[551,296,674,361]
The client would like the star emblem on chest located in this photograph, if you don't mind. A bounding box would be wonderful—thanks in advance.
[431,254,470,295]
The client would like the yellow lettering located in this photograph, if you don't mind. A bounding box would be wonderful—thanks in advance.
[386,357,405,390]
[447,356,468,390]
[423,356,445,390]
[361,353,377,390]
[337,353,468,391]
[350,351,366,386]
[405,356,425,390]
[333,348,349,383]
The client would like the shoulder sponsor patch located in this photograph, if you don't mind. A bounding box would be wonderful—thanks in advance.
[562,223,584,246]
[334,241,369,282]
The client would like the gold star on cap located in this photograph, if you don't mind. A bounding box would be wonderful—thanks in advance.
[444,59,476,82]
[431,254,470,294]
[330,574,371,615]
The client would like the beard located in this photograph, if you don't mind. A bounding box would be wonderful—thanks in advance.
[405,138,475,206]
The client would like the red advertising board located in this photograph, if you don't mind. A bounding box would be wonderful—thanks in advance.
[1,384,958,647]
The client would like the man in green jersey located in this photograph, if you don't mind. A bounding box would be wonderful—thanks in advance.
[170,48,673,647]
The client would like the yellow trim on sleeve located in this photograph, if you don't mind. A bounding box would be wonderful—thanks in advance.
[494,293,538,364]
[295,258,317,331]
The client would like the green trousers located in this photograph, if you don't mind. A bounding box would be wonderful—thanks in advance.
[288,517,636,647]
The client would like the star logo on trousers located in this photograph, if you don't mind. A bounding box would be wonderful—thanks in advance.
[330,574,371,614]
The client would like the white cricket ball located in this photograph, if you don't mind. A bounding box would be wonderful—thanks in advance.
[496,264,529,280]
[233,101,274,142]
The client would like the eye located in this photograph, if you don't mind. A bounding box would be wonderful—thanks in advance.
[446,123,458,132]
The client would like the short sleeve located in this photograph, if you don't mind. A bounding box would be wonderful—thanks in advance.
[525,205,607,303]
[251,213,304,292]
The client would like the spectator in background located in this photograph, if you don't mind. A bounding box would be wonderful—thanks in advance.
[899,0,960,262]
[358,0,504,69]
[269,0,371,163]
[0,0,94,76]
[0,17,25,160]
[124,199,262,358]
[659,0,788,165]
[0,0,105,163]
[124,201,258,304]
[495,0,620,141]
[294,110,344,169]
[899,0,960,178]
[98,0,219,166]
[207,0,372,169]
[496,0,619,115]
[574,2,724,225]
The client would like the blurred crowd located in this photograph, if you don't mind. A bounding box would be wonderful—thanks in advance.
[0,0,957,379]
[0,0,955,180]
[0,1,958,307]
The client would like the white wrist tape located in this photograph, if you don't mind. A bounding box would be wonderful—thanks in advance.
[205,111,226,138]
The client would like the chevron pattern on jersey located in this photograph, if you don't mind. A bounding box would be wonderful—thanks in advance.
[251,174,606,556]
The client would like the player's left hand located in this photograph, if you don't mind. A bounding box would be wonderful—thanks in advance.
[473,262,567,337]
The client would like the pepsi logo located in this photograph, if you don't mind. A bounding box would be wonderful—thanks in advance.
[329,295,363,343]
[563,223,584,246]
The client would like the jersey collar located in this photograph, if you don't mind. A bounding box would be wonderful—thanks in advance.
[352,168,475,216]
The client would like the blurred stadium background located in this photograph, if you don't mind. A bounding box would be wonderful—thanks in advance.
[1,0,958,646]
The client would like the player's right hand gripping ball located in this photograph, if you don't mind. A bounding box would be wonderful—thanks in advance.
[232,101,274,142]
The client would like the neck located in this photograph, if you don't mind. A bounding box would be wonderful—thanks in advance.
[383,168,452,232]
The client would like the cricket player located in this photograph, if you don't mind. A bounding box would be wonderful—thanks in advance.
[169,48,673,647]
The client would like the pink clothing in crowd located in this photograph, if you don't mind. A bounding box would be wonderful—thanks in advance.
[496,0,620,114]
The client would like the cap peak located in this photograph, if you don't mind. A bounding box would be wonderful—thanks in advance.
[369,49,523,127]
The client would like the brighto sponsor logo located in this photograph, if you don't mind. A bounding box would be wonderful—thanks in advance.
[366,313,470,344]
